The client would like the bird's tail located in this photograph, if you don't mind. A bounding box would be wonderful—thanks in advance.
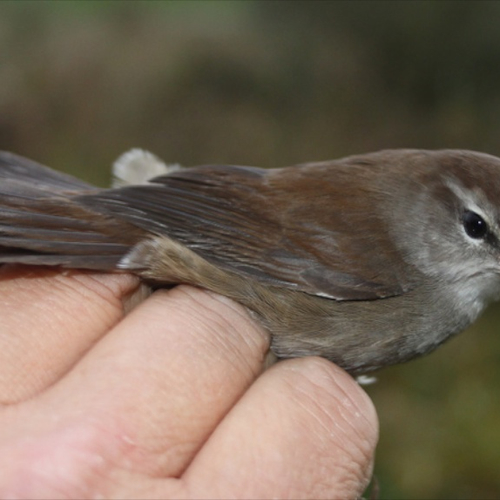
[0,152,140,270]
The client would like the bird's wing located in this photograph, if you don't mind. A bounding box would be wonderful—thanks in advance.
[78,162,414,300]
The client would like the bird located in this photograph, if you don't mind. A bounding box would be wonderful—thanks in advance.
[0,147,499,375]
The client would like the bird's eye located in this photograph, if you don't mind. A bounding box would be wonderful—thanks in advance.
[462,210,488,239]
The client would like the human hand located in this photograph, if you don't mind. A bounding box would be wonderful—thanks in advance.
[0,266,378,499]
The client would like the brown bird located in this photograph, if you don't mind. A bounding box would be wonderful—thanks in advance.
[0,148,499,375]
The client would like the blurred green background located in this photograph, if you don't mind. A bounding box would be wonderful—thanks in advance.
[1,1,500,498]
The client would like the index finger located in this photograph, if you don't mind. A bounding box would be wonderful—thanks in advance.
[0,265,142,404]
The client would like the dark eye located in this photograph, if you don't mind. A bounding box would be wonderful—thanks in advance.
[462,210,488,239]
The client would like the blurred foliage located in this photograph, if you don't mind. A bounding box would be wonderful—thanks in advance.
[1,1,500,498]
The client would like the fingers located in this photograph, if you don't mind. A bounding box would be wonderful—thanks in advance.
[183,357,378,500]
[0,266,141,403]
[0,274,378,499]
[0,285,271,496]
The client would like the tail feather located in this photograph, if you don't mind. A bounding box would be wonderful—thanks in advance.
[0,151,93,190]
[0,151,139,270]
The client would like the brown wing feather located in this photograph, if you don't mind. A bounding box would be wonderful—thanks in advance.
[77,161,414,300]
[0,150,416,299]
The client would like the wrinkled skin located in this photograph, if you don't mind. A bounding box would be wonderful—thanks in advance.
[0,266,377,499]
